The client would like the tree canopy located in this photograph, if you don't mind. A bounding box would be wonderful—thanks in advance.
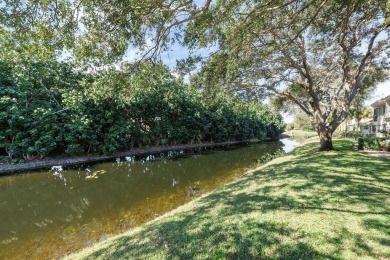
[184,0,390,150]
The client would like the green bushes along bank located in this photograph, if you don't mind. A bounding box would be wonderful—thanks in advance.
[357,137,390,151]
[0,61,285,161]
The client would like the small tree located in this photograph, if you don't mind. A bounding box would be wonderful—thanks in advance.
[349,106,373,129]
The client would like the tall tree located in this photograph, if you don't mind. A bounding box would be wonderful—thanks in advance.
[183,0,390,150]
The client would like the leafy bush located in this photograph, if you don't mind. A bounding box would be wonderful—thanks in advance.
[343,131,364,140]
[0,61,285,160]
[357,138,364,150]
[0,60,79,159]
[360,137,385,151]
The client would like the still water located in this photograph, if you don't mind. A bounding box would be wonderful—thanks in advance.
[0,140,295,259]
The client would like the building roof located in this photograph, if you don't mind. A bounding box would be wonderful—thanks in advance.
[360,119,373,125]
[370,95,390,107]
[345,118,373,126]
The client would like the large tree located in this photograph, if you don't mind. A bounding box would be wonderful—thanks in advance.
[1,0,389,150]
[182,0,390,150]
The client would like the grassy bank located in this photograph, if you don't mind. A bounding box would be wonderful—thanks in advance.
[67,139,390,259]
[290,129,317,137]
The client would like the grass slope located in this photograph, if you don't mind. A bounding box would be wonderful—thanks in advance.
[68,139,390,259]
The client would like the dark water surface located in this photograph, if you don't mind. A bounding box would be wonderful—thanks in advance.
[0,141,294,259]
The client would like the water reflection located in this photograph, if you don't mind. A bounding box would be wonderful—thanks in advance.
[280,138,300,153]
[0,141,293,259]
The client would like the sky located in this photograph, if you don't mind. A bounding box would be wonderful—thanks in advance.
[366,81,390,105]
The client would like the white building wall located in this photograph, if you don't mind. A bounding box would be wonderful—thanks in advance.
[372,100,390,137]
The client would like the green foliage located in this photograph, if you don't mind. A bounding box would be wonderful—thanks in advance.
[63,93,132,155]
[360,137,386,151]
[256,149,285,163]
[378,129,390,138]
[343,131,364,140]
[292,112,314,131]
[0,61,285,160]
[2,0,388,153]
[0,60,81,159]
[357,138,364,150]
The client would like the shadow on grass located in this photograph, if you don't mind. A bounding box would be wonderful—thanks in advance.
[83,140,390,259]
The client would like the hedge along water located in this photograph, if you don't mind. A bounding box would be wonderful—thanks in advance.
[0,61,285,161]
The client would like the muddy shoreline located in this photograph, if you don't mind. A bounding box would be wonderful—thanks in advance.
[0,140,268,175]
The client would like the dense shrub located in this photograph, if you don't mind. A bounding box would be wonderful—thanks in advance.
[0,61,285,160]
[343,131,364,140]
[63,93,133,155]
[0,61,81,159]
[360,137,386,151]
[357,138,364,150]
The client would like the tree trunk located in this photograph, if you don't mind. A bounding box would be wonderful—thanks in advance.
[318,131,334,151]
[312,112,335,151]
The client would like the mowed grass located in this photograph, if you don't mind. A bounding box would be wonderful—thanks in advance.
[67,139,390,259]
[289,129,317,137]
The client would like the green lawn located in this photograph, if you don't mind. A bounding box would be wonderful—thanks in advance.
[67,139,390,259]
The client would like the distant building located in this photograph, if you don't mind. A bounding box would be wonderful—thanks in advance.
[371,95,390,137]
[359,119,374,134]
[340,118,373,134]
[340,95,390,137]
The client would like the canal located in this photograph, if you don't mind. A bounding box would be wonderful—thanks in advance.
[0,139,298,259]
